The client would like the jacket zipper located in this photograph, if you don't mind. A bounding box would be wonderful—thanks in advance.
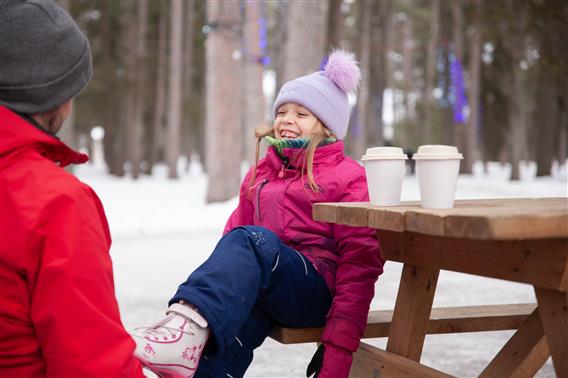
[255,179,269,221]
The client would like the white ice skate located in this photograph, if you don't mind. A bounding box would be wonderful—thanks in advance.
[132,303,210,378]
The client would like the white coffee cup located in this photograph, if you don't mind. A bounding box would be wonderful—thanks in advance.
[412,145,463,209]
[362,147,408,206]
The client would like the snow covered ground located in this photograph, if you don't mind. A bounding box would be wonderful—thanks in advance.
[76,159,566,378]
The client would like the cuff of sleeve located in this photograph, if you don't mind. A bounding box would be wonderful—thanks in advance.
[317,343,353,378]
[321,318,362,353]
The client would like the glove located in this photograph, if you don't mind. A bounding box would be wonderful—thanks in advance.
[306,344,325,377]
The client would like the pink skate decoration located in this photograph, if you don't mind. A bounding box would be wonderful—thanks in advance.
[181,344,203,366]
[144,343,156,357]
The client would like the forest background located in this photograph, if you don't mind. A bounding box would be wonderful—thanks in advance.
[57,0,568,203]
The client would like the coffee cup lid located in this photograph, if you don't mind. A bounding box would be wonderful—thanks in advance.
[412,145,463,160]
[362,146,408,161]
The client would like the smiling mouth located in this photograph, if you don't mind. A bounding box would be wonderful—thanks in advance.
[280,130,300,139]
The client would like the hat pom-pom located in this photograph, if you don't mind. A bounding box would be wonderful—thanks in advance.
[323,49,361,93]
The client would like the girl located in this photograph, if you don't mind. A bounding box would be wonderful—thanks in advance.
[133,50,383,378]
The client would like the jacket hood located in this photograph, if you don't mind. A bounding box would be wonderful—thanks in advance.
[0,106,88,167]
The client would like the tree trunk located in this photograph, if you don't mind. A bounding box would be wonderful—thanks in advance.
[366,0,389,147]
[99,1,118,175]
[452,0,466,172]
[507,4,529,181]
[402,15,413,108]
[350,0,371,160]
[130,0,148,178]
[424,0,440,141]
[464,0,481,174]
[123,0,138,177]
[451,1,464,62]
[56,0,77,158]
[272,2,288,93]
[560,81,568,164]
[327,0,344,49]
[282,1,329,83]
[106,1,131,177]
[402,13,415,142]
[384,6,395,143]
[191,1,208,170]
[535,7,563,176]
[440,4,454,147]
[535,75,557,176]
[149,0,168,174]
[509,65,523,181]
[242,0,265,165]
[182,0,195,166]
[166,0,184,179]
[205,1,243,202]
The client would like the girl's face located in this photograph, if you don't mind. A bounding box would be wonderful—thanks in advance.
[274,102,320,139]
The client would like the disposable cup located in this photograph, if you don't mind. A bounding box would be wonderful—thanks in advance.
[413,145,463,209]
[362,147,408,206]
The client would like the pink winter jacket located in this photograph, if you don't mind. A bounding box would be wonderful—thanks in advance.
[224,141,384,377]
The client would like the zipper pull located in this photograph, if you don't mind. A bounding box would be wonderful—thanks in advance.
[278,165,285,178]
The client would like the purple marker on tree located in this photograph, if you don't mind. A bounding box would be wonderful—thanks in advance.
[450,53,468,124]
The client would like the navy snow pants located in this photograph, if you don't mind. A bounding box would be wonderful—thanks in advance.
[169,226,332,378]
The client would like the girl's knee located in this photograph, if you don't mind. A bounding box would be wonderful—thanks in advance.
[225,227,279,264]
[228,226,276,246]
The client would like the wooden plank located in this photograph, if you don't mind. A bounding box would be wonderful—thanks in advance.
[404,201,568,240]
[322,198,568,240]
[427,303,537,334]
[405,210,446,236]
[313,202,370,225]
[378,230,568,291]
[535,287,568,378]
[350,342,454,378]
[399,200,529,236]
[336,202,369,227]
[386,264,439,361]
[270,303,537,344]
[368,201,420,232]
[313,202,340,223]
[480,308,550,378]
[444,206,568,240]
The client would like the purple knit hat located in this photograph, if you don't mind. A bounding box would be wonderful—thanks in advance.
[273,49,361,140]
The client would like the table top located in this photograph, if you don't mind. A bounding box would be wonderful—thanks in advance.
[313,197,568,240]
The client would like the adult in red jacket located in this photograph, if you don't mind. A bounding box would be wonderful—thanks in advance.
[0,1,143,377]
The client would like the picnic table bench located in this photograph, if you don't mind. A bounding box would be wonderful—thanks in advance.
[270,198,568,377]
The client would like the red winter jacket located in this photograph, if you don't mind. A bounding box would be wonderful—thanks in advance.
[224,142,384,377]
[0,106,143,377]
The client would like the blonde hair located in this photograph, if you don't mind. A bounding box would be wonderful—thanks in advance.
[248,121,333,193]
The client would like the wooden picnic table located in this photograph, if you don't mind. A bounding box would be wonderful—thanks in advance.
[313,197,568,378]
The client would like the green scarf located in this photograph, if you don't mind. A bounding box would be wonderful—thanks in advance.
[265,135,337,162]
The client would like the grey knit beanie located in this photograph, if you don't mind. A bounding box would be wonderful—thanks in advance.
[0,0,92,114]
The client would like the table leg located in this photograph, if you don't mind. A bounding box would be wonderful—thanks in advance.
[386,263,440,361]
[534,287,568,377]
[479,308,550,377]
